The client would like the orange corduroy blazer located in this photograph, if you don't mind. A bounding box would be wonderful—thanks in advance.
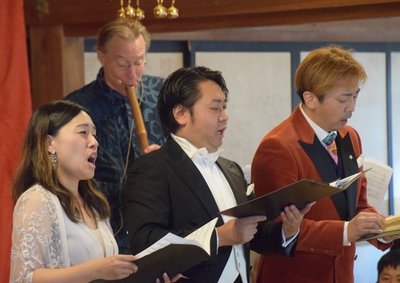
[251,105,391,283]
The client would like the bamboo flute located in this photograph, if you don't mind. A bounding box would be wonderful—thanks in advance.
[126,84,149,154]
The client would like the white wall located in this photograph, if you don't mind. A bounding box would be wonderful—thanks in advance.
[348,52,389,283]
[195,52,292,168]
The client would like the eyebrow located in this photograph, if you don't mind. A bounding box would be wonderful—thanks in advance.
[77,123,96,131]
[342,88,360,96]
[211,98,227,103]
[116,54,145,60]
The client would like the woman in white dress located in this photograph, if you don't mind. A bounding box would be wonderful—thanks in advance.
[9,100,180,283]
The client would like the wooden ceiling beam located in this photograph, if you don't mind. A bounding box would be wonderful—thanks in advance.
[25,0,400,36]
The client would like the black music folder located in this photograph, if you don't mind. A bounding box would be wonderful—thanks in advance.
[221,170,369,219]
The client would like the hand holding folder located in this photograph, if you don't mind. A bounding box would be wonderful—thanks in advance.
[91,218,218,283]
[357,215,400,241]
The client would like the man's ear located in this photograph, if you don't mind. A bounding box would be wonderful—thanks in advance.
[172,104,188,126]
[97,50,106,67]
[303,91,317,110]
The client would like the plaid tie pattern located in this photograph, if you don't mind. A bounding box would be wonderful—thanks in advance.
[323,132,338,164]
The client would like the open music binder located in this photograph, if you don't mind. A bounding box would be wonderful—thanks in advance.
[91,218,217,283]
[221,169,370,219]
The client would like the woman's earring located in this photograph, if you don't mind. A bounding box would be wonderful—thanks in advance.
[50,151,57,169]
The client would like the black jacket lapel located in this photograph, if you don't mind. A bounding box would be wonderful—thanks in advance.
[336,133,359,219]
[217,157,248,205]
[299,135,349,220]
[164,139,224,225]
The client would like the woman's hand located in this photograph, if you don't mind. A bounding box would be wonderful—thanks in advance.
[95,254,138,280]
[156,272,183,283]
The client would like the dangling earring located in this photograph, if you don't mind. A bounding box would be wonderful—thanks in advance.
[50,151,57,169]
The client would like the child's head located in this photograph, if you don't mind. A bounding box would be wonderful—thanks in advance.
[378,250,400,283]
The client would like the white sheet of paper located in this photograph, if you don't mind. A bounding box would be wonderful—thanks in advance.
[135,218,218,258]
[184,217,218,255]
[363,157,393,210]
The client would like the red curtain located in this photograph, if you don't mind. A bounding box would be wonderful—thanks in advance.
[0,0,32,279]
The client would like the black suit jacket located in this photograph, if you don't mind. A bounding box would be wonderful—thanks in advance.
[125,138,292,283]
[299,132,359,220]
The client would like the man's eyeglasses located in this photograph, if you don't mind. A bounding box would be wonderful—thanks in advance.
[113,60,147,71]
[106,55,147,71]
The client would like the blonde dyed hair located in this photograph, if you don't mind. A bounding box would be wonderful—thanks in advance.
[295,45,367,103]
[97,18,151,53]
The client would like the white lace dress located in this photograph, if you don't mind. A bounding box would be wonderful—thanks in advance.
[9,184,118,283]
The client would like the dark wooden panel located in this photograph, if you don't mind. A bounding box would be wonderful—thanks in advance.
[29,25,65,110]
[62,37,84,95]
[25,0,400,36]
[150,17,400,43]
[29,26,84,110]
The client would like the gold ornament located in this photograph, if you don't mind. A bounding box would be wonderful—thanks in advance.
[167,0,179,19]
[153,0,167,18]
[117,0,126,18]
[135,0,145,20]
[125,5,135,18]
[116,0,178,20]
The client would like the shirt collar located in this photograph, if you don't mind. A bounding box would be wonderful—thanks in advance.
[97,67,128,104]
[299,103,337,144]
[171,133,223,163]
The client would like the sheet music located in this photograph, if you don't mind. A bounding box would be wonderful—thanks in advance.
[135,218,218,258]
[135,233,185,258]
[329,170,370,189]
[185,218,218,255]
[363,157,393,210]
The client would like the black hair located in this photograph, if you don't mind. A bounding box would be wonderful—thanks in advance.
[157,66,228,137]
[377,250,400,277]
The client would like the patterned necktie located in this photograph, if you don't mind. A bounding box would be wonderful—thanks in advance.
[323,132,338,164]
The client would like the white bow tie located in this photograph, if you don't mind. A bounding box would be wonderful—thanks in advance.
[192,147,224,163]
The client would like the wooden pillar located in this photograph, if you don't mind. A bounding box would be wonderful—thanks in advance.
[29,25,84,110]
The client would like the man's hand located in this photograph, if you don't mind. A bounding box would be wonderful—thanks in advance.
[281,202,314,239]
[347,212,385,242]
[216,215,267,247]
[382,234,400,242]
[144,144,161,154]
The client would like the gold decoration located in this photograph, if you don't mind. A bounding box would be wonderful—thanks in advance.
[34,0,50,19]
[135,0,145,20]
[125,0,135,18]
[153,0,167,18]
[167,0,179,19]
[116,0,178,20]
[117,0,126,18]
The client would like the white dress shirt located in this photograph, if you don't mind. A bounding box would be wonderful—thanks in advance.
[172,134,247,282]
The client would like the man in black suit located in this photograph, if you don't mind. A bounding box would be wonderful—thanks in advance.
[125,66,313,283]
